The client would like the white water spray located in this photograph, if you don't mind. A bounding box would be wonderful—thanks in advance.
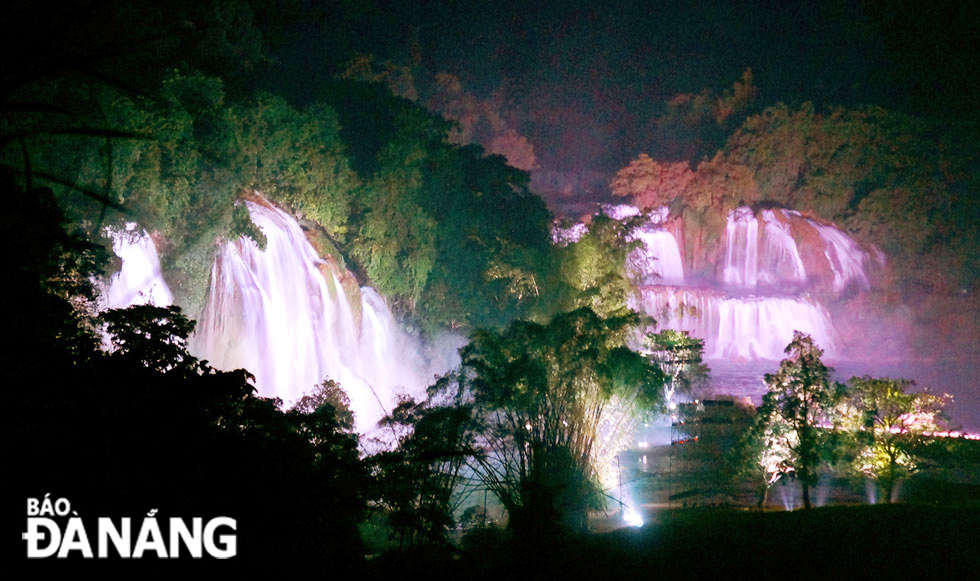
[634,287,835,360]
[103,224,173,309]
[192,199,431,433]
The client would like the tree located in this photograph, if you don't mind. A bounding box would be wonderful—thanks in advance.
[368,394,476,547]
[435,308,666,535]
[759,331,845,509]
[609,154,694,210]
[734,402,798,508]
[291,378,356,432]
[847,376,952,503]
[643,329,709,402]
[556,214,640,318]
[102,304,198,373]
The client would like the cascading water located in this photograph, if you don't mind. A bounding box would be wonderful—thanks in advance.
[809,220,871,292]
[722,206,760,288]
[192,199,430,433]
[628,224,685,285]
[602,203,882,446]
[635,287,834,360]
[103,223,173,309]
[757,210,807,288]
[602,204,878,362]
[720,207,873,295]
[597,204,685,285]
[105,197,435,434]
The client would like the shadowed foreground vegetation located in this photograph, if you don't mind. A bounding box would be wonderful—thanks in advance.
[367,504,980,581]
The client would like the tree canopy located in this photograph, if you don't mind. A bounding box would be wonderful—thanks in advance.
[611,102,980,294]
[847,376,952,503]
[425,307,666,535]
[758,331,846,509]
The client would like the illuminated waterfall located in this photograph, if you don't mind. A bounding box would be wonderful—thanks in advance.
[635,287,835,360]
[722,206,760,288]
[757,210,807,288]
[192,199,429,433]
[104,224,173,309]
[628,222,685,285]
[808,219,871,292]
[606,204,876,360]
[600,204,685,285]
[103,198,435,433]
[720,207,871,294]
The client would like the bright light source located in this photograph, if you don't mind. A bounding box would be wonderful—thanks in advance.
[623,507,644,528]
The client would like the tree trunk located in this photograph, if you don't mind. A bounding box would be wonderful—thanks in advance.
[884,453,897,503]
[802,481,812,510]
[883,477,894,504]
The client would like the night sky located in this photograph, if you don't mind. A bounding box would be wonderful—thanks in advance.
[6,0,977,209]
[264,0,980,210]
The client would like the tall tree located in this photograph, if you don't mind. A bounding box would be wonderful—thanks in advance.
[369,395,475,547]
[760,331,845,509]
[435,308,665,535]
[847,376,951,503]
[609,154,695,210]
[555,214,639,319]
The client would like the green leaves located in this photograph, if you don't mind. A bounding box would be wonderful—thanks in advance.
[556,214,638,319]
[758,332,843,508]
[846,376,952,501]
[450,307,665,532]
[644,329,710,399]
[102,304,197,373]
[230,93,359,237]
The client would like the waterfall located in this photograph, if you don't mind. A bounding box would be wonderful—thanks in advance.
[720,207,871,294]
[600,205,877,361]
[593,204,686,285]
[758,210,807,288]
[104,197,434,434]
[628,228,685,285]
[191,199,429,433]
[103,223,173,309]
[722,206,759,288]
[627,221,685,285]
[808,219,871,292]
[634,287,835,360]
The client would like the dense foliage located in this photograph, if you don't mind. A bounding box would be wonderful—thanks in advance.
[1,66,558,333]
[612,103,980,294]
[400,308,666,537]
[758,332,846,510]
[735,333,956,509]
[846,376,952,503]
[6,177,366,574]
[553,213,640,318]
